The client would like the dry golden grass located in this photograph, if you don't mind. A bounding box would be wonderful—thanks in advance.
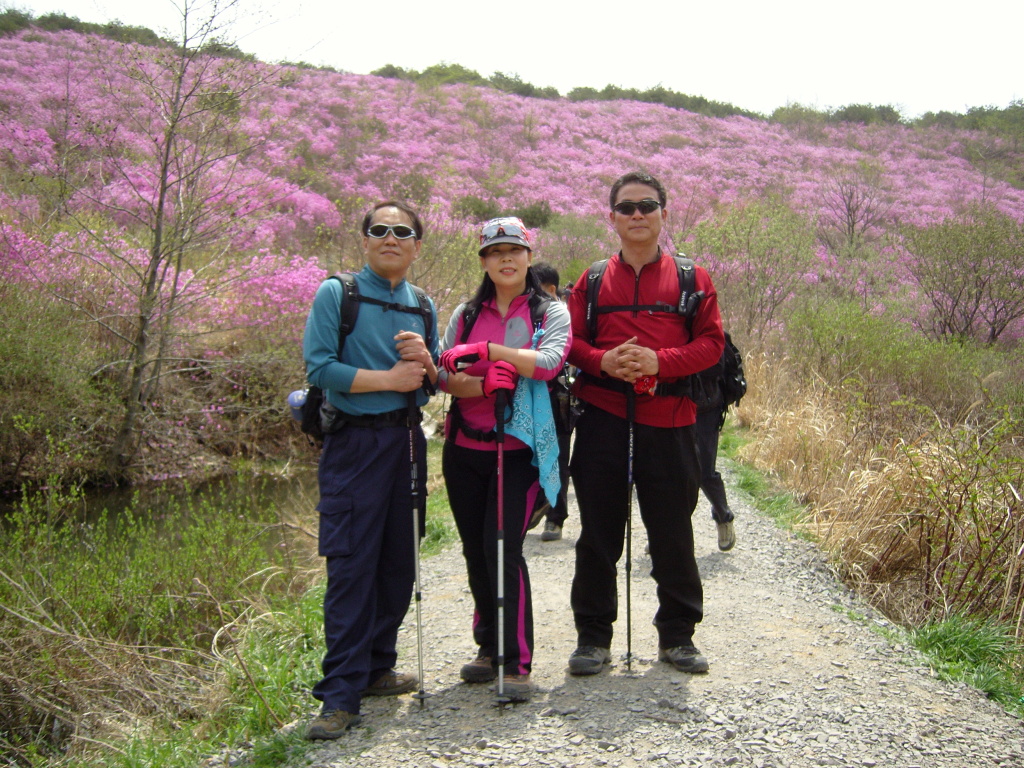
[737,346,1024,635]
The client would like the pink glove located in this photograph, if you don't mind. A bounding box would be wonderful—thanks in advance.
[440,341,490,374]
[481,361,518,398]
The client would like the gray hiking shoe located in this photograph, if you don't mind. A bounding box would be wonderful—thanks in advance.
[659,645,709,674]
[568,645,611,676]
[717,520,736,551]
[540,521,562,541]
[305,710,361,740]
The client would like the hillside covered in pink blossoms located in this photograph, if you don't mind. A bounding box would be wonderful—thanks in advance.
[4,29,1023,261]
[1,27,1023,485]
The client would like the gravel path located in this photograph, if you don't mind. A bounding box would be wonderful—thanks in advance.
[291,460,1024,768]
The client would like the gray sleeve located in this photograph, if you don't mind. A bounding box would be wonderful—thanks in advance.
[532,300,571,380]
[437,303,466,389]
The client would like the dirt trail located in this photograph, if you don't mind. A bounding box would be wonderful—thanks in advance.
[292,460,1024,768]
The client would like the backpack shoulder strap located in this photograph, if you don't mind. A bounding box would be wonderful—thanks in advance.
[331,274,434,356]
[672,253,703,336]
[584,259,609,344]
[409,283,434,344]
[329,273,361,357]
[458,303,482,343]
[528,291,553,332]
[672,254,695,314]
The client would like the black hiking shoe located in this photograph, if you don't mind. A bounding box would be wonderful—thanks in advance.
[568,645,611,676]
[659,645,709,673]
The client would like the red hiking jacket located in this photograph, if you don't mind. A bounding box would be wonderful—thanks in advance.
[567,250,724,428]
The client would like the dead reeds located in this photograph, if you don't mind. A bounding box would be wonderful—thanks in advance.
[738,348,1024,636]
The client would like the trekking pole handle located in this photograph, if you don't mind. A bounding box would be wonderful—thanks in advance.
[494,390,507,442]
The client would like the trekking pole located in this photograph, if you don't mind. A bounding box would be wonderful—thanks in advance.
[625,388,636,674]
[494,389,510,708]
[407,392,430,708]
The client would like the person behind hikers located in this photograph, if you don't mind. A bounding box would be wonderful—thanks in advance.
[438,218,570,702]
[527,260,572,543]
[565,172,724,676]
[696,342,737,552]
[302,201,439,740]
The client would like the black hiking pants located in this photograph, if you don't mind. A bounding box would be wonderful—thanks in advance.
[569,404,703,650]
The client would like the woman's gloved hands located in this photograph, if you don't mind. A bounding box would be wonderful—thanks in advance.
[481,360,518,398]
[439,341,490,374]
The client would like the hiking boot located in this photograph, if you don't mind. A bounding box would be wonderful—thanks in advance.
[363,669,417,696]
[717,520,736,552]
[305,710,361,740]
[659,645,710,674]
[568,645,611,676]
[499,673,532,702]
[460,653,497,683]
[528,501,549,530]
[540,521,562,541]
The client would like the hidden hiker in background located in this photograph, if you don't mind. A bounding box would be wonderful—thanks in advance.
[302,201,439,740]
[526,260,573,542]
[565,172,724,677]
[693,330,747,552]
[438,218,570,703]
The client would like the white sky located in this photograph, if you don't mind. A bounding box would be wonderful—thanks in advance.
[11,0,1023,118]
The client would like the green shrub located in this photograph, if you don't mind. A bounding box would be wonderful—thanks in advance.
[785,297,1021,424]
[454,195,501,223]
[0,8,31,35]
[0,286,117,491]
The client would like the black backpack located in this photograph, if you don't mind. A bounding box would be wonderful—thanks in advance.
[719,331,747,408]
[300,273,434,443]
[688,331,747,414]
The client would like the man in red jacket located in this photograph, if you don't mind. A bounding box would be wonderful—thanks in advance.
[566,171,724,676]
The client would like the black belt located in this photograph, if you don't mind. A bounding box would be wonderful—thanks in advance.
[335,407,420,429]
[580,372,691,398]
[446,399,496,443]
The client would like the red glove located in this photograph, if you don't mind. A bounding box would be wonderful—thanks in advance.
[440,341,490,374]
[634,375,658,395]
[482,361,518,398]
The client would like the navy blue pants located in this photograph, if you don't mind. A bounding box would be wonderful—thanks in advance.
[569,404,703,649]
[442,442,539,675]
[311,424,425,715]
[696,407,734,523]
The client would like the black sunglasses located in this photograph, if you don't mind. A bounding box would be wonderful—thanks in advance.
[612,199,661,216]
[366,224,418,239]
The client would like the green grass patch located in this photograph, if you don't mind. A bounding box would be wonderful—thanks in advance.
[2,439,460,766]
[424,436,458,555]
[908,615,1024,716]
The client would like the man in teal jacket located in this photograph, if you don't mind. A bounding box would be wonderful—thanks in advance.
[303,200,438,740]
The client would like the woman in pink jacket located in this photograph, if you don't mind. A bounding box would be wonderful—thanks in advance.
[438,217,570,702]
